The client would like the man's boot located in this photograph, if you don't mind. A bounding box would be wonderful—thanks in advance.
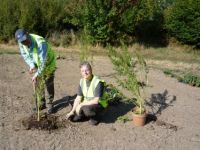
[47,102,53,114]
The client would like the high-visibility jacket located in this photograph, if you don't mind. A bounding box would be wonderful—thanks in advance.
[19,34,56,77]
[80,75,108,108]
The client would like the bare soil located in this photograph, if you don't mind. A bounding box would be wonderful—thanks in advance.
[0,53,200,150]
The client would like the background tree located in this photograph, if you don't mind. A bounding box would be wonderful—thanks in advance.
[0,0,199,49]
[164,0,200,48]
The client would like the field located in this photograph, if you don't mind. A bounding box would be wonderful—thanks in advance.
[0,45,200,150]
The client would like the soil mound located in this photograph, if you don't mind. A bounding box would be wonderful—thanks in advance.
[22,113,66,130]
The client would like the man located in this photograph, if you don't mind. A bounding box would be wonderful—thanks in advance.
[15,29,56,113]
[66,61,108,125]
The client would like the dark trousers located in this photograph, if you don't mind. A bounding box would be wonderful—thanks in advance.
[77,104,103,120]
[35,73,54,107]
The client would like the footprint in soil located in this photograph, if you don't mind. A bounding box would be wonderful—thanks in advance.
[155,120,178,131]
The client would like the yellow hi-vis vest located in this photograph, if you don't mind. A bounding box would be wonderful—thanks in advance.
[23,34,56,76]
[80,75,108,108]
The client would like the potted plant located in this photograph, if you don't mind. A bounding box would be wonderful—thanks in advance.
[108,44,148,126]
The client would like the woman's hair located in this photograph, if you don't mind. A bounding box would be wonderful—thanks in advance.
[79,61,92,71]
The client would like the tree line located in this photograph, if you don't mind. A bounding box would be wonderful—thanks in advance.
[0,0,199,48]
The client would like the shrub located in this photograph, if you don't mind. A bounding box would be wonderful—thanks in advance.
[0,0,79,41]
[164,0,200,48]
[81,0,139,46]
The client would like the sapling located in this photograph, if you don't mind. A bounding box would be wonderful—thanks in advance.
[108,44,148,114]
[34,69,52,121]
[34,76,45,121]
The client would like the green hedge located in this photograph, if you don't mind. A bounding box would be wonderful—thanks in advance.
[0,0,75,41]
[0,0,200,48]
[164,0,200,48]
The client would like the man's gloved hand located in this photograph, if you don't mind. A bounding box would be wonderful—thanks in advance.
[29,67,37,74]
[32,75,37,84]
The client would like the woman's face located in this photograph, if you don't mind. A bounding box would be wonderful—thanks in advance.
[80,65,92,80]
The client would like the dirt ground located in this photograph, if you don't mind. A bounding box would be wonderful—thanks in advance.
[0,53,200,150]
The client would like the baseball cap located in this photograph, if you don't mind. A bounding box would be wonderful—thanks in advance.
[15,29,28,42]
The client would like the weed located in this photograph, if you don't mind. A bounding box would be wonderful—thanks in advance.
[104,84,125,105]
[180,74,200,87]
[117,115,130,123]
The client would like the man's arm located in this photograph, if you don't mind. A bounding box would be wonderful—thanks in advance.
[33,42,47,79]
[19,43,35,69]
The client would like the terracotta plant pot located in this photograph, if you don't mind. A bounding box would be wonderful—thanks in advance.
[132,112,146,126]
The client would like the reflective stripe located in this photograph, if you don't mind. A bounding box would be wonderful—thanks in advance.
[33,47,40,66]
[31,34,45,67]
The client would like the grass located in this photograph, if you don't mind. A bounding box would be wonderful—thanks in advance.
[1,42,200,78]
[129,44,200,64]
[163,69,200,87]
[1,42,200,65]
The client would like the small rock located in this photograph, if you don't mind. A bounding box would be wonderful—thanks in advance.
[111,127,116,131]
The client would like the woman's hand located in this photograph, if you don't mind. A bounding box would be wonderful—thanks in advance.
[66,111,74,120]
